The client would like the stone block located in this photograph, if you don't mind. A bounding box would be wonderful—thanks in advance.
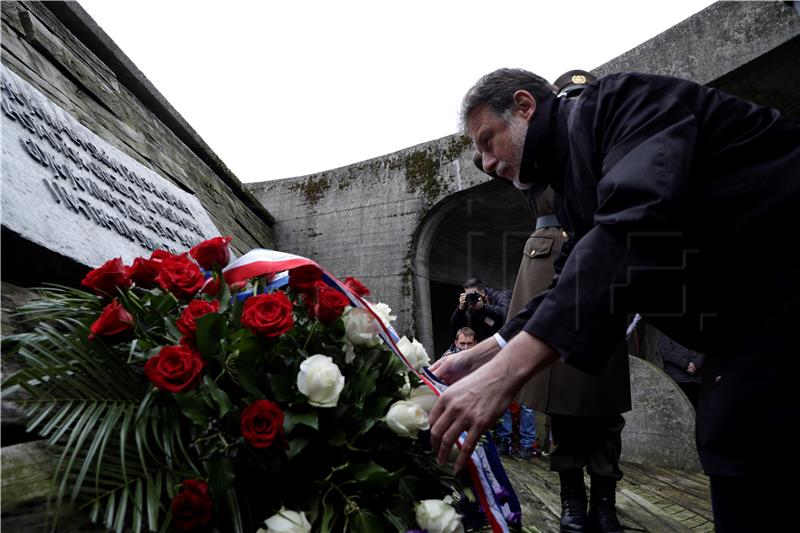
[1,65,221,269]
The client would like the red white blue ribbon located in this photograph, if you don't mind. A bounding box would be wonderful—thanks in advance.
[223,249,520,533]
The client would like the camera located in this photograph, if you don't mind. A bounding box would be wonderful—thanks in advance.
[465,293,480,307]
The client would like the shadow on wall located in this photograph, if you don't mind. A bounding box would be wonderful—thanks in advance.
[412,180,533,356]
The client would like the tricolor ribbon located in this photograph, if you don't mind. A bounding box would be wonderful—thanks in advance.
[223,249,521,533]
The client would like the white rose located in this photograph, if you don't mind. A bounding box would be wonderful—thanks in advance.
[297,354,345,408]
[257,508,311,533]
[415,499,464,533]
[397,336,430,369]
[385,400,429,438]
[399,373,412,397]
[343,340,357,364]
[408,385,437,414]
[343,307,381,347]
[368,301,396,325]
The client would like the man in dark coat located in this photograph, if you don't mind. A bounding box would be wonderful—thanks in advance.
[429,68,800,532]
[474,70,631,533]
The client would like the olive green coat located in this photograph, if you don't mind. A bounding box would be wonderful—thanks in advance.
[509,189,631,415]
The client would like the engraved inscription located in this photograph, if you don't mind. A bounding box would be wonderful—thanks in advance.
[1,67,216,256]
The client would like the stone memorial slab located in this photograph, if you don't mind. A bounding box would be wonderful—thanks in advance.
[621,356,702,471]
[1,64,221,268]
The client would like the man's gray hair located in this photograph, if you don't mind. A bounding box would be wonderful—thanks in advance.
[460,68,557,133]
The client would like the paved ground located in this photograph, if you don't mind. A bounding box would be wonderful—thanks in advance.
[502,454,714,532]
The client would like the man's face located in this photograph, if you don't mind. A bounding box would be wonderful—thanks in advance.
[468,104,531,189]
[455,334,476,351]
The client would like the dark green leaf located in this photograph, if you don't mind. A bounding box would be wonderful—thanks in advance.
[224,489,244,533]
[287,437,311,458]
[195,313,226,359]
[233,359,264,398]
[284,410,319,432]
[202,376,234,418]
[233,335,267,364]
[383,509,408,532]
[267,373,295,402]
[363,396,393,418]
[327,430,347,447]
[351,462,391,484]
[207,457,235,503]
[216,279,232,313]
[319,502,337,533]
[174,391,211,426]
[150,291,179,319]
[163,318,182,342]
[350,510,384,533]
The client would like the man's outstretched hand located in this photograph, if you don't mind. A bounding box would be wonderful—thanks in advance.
[429,332,559,473]
[429,336,501,384]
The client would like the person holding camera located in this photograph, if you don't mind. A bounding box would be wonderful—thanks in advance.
[450,278,510,342]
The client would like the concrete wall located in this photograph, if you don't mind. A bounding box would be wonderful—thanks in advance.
[249,1,799,350]
[248,135,494,343]
[247,1,799,471]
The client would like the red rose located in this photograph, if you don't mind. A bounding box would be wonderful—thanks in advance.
[229,280,247,292]
[288,264,323,293]
[344,276,371,297]
[201,273,221,296]
[88,299,134,340]
[155,254,206,300]
[302,292,317,319]
[311,282,350,324]
[189,236,232,270]
[171,479,212,532]
[240,399,284,448]
[82,257,132,296]
[176,300,220,337]
[240,292,294,338]
[127,250,174,288]
[144,345,204,393]
[179,335,198,350]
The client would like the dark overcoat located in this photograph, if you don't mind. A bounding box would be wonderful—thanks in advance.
[509,189,630,415]
[499,73,800,476]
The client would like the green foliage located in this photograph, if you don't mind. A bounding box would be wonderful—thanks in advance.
[2,286,196,533]
[2,269,457,533]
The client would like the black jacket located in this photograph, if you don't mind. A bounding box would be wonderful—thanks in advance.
[450,286,511,341]
[658,334,705,384]
[499,73,800,475]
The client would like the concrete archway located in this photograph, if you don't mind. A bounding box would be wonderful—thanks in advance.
[412,180,532,356]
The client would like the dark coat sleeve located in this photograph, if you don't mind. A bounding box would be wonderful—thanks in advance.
[658,336,690,370]
[507,76,699,374]
[450,306,466,334]
[484,287,511,324]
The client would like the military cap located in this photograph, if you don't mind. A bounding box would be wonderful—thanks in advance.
[553,69,597,98]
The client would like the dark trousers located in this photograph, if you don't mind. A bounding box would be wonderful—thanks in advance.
[676,381,700,410]
[549,414,625,481]
[710,473,790,532]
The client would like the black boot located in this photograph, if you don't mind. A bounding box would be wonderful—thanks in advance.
[588,476,624,533]
[559,469,590,532]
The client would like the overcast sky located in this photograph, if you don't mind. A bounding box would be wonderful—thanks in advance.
[79,0,715,183]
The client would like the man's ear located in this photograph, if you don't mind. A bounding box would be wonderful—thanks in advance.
[513,90,537,121]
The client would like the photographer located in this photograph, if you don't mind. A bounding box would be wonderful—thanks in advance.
[450,278,510,342]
